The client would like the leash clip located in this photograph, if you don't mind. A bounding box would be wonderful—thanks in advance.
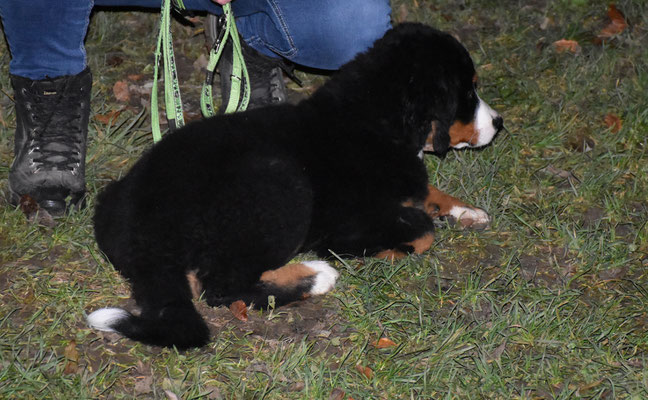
[211,14,228,50]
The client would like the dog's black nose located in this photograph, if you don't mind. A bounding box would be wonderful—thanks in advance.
[492,116,504,132]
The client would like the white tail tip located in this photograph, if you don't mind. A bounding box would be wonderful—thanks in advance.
[87,307,130,332]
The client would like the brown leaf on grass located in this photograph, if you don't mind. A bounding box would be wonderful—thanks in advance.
[486,340,507,363]
[229,300,248,321]
[604,113,622,133]
[595,4,627,43]
[19,194,39,217]
[355,364,374,379]
[94,109,122,125]
[372,337,397,349]
[18,194,56,227]
[106,55,124,67]
[164,390,180,400]
[567,133,596,153]
[287,382,305,392]
[396,3,409,23]
[63,340,79,375]
[328,388,346,400]
[128,74,145,81]
[553,39,581,54]
[113,80,131,102]
[134,375,154,395]
[541,165,581,184]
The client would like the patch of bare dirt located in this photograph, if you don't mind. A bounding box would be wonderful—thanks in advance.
[517,246,576,288]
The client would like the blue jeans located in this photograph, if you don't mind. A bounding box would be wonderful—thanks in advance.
[0,0,391,80]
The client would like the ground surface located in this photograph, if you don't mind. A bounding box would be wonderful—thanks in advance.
[1,0,647,398]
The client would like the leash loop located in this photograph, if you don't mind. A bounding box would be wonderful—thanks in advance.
[200,5,250,117]
[152,2,249,143]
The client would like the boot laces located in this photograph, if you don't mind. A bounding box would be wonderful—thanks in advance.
[23,83,85,174]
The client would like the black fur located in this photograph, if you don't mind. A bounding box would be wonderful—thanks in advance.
[92,23,480,349]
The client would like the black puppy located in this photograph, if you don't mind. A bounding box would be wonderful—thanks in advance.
[88,23,503,349]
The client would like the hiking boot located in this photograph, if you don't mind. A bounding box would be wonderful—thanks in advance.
[205,14,296,110]
[9,67,92,216]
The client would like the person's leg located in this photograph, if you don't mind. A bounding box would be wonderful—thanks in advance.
[95,0,391,69]
[0,0,93,215]
[230,0,392,69]
[0,0,92,79]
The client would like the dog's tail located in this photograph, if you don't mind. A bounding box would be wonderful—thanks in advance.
[86,301,209,350]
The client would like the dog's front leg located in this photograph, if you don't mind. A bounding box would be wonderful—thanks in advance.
[423,185,490,230]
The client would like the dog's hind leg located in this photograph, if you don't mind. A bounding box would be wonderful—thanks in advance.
[88,265,210,349]
[201,261,339,309]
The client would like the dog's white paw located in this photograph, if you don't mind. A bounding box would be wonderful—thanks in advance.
[303,261,339,295]
[448,205,490,229]
[87,307,130,332]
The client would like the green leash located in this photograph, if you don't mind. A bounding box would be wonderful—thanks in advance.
[151,1,249,143]
[201,7,250,117]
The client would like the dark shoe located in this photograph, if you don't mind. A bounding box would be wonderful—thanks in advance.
[9,67,92,216]
[205,14,295,110]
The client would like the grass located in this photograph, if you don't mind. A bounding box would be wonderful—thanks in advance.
[1,0,647,398]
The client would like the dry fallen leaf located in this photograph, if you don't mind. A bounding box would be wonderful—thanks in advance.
[229,300,248,322]
[18,194,56,227]
[19,194,39,217]
[328,388,346,400]
[396,3,409,23]
[553,39,581,54]
[164,390,180,400]
[106,55,124,67]
[604,113,622,133]
[596,4,627,43]
[541,165,581,184]
[94,109,122,125]
[372,337,397,349]
[486,340,507,363]
[63,340,79,375]
[355,364,374,379]
[113,80,131,102]
[134,375,154,394]
[567,133,596,153]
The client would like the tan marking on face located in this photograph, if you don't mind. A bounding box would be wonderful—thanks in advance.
[423,120,439,152]
[424,185,471,217]
[472,74,479,84]
[449,121,478,146]
[186,270,202,299]
[260,263,317,288]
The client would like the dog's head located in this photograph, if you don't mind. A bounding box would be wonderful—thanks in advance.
[375,24,504,155]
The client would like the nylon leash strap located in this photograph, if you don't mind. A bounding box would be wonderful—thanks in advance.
[201,7,250,117]
[151,1,249,143]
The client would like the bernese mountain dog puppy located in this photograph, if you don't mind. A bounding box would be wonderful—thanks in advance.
[88,23,503,349]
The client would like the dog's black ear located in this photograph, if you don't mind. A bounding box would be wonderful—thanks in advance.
[423,119,451,155]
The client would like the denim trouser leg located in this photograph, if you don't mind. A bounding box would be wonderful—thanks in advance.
[0,0,391,79]
[0,0,94,80]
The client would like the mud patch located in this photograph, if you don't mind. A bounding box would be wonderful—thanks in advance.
[429,243,505,291]
[517,246,576,288]
[199,296,350,358]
